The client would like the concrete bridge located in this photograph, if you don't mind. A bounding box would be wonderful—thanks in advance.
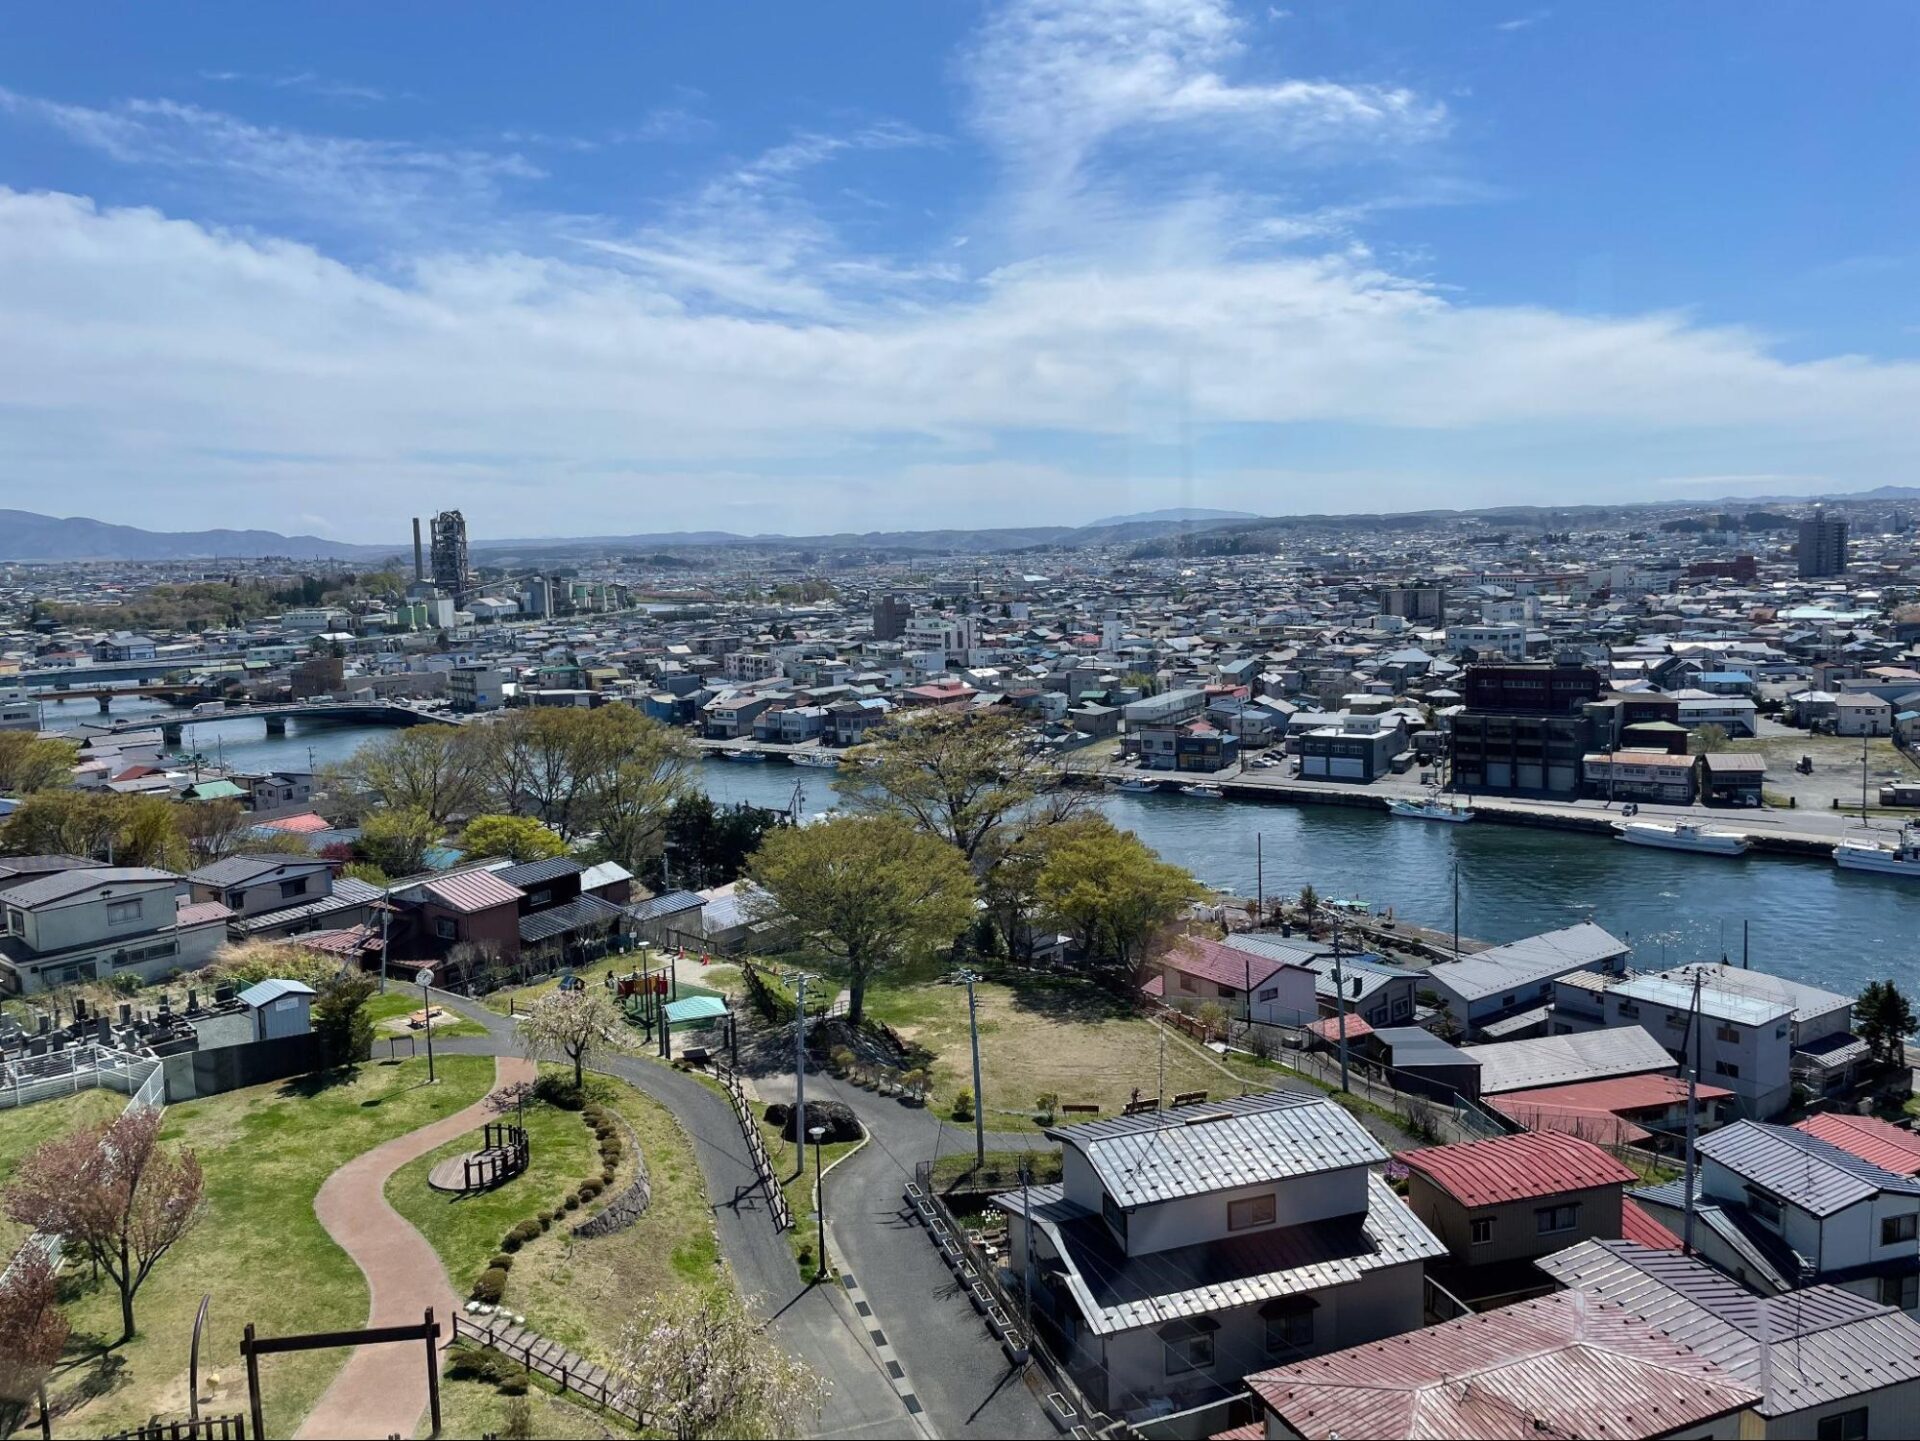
[93,699,464,747]
[30,684,215,714]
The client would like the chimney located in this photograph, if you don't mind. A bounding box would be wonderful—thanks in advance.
[412,517,425,582]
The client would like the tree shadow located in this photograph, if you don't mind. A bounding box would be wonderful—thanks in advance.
[273,1067,358,1101]
[1001,971,1136,1023]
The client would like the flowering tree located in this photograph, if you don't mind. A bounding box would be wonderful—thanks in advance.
[3,1108,205,1343]
[0,1246,68,1434]
[518,988,624,1091]
[609,1289,826,1440]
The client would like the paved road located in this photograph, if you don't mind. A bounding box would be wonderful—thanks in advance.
[430,994,922,1441]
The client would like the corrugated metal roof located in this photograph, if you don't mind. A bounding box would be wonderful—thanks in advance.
[1619,1200,1682,1251]
[1403,1132,1638,1208]
[1246,1289,1759,1440]
[1462,1027,1676,1096]
[997,1173,1444,1336]
[420,869,525,913]
[4,866,177,907]
[234,876,383,933]
[626,889,705,921]
[1425,922,1629,1003]
[1051,1089,1388,1205]
[1539,1239,1920,1417]
[1697,1121,1920,1216]
[238,978,318,1007]
[188,854,328,887]
[495,856,584,888]
[518,893,625,944]
[1161,934,1304,990]
[1793,1112,1920,1176]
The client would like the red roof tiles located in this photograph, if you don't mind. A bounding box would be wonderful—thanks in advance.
[1156,934,1307,992]
[1620,1198,1683,1252]
[1794,1112,1920,1177]
[1402,1131,1638,1208]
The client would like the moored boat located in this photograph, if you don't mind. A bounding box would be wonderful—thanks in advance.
[1835,822,1920,876]
[1389,794,1474,823]
[1613,818,1747,855]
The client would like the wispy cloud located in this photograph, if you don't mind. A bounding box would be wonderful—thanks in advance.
[1494,11,1551,32]
[199,69,403,104]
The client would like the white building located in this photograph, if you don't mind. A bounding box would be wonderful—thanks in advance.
[1447,623,1528,660]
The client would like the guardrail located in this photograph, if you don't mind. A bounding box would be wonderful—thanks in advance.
[451,1314,647,1430]
[713,1061,793,1231]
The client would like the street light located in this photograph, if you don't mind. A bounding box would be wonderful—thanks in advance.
[809,1125,828,1282]
[418,966,437,1084]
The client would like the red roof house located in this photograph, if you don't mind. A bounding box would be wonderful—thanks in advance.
[1793,1112,1920,1177]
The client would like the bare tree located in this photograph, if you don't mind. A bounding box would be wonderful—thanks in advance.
[0,1246,68,1436]
[609,1289,828,1440]
[517,988,624,1091]
[3,1108,206,1343]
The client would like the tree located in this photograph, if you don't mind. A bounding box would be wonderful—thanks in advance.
[4,1108,206,1343]
[1856,979,1917,1069]
[980,815,1108,961]
[1296,884,1320,928]
[1690,723,1731,755]
[358,807,439,877]
[646,795,784,890]
[313,971,377,1067]
[175,796,253,861]
[609,1288,827,1441]
[837,709,1086,863]
[518,989,624,1091]
[0,732,77,795]
[0,792,188,870]
[461,814,568,863]
[0,1246,68,1437]
[332,726,485,825]
[1034,818,1202,975]
[746,815,975,1027]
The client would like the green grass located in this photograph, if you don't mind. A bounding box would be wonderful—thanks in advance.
[386,1087,598,1300]
[396,1067,726,1361]
[0,1087,129,1254]
[929,1148,1064,1192]
[482,948,668,1016]
[422,1355,624,1440]
[365,988,489,1038]
[46,1055,494,1439]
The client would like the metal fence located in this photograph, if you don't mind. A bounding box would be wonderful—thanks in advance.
[0,1043,161,1111]
[712,1060,793,1231]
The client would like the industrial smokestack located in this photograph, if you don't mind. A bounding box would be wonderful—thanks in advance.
[412,517,425,582]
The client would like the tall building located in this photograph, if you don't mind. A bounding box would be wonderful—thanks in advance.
[871,593,911,641]
[1449,663,1604,798]
[1378,583,1447,622]
[429,510,473,600]
[1797,510,1849,578]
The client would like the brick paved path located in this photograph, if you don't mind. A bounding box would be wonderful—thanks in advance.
[294,1055,536,1440]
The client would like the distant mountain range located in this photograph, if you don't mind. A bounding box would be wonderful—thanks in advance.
[0,486,1911,563]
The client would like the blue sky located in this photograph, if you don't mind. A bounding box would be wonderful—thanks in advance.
[1,1,1916,540]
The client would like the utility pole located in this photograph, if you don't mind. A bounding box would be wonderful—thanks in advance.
[959,971,986,1167]
[1682,970,1701,1257]
[1333,919,1350,1093]
[1451,861,1460,959]
[1019,1156,1035,1341]
[1255,833,1264,926]
[785,971,815,1176]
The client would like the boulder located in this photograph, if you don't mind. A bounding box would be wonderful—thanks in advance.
[764,1098,863,1145]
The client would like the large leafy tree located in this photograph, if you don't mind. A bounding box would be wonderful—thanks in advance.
[0,792,188,870]
[473,705,693,847]
[0,1247,68,1435]
[0,732,77,795]
[836,709,1086,863]
[746,815,975,1026]
[1035,817,1203,976]
[357,806,439,877]
[331,725,485,826]
[645,794,785,891]
[461,814,568,862]
[4,1108,206,1343]
[1856,979,1918,1069]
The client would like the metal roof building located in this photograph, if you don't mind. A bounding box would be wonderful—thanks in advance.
[1424,921,1631,1030]
[1462,1025,1676,1097]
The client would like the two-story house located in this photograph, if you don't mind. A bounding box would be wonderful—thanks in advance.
[0,864,229,993]
[993,1090,1446,1421]
[187,854,382,942]
[1147,935,1318,1027]
[1423,922,1631,1034]
[1633,1121,1920,1312]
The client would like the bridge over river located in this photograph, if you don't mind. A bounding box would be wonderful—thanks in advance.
[90,699,463,747]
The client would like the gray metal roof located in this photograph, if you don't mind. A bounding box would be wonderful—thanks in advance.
[3,866,178,908]
[187,854,330,887]
[494,856,585,889]
[996,1172,1444,1336]
[233,876,384,933]
[1048,1089,1387,1206]
[238,978,318,1007]
[1425,922,1629,1003]
[626,890,705,922]
[519,893,625,945]
[1372,1026,1476,1069]
[1540,1239,1920,1417]
[1461,1025,1676,1095]
[1698,1121,1920,1216]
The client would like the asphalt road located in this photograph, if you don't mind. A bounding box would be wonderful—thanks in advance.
[429,993,923,1440]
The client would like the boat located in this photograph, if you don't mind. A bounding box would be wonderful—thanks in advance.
[1613,819,1748,855]
[1835,822,1920,876]
[790,752,840,769]
[1179,783,1225,799]
[1115,778,1161,794]
[1389,794,1474,823]
[726,750,767,763]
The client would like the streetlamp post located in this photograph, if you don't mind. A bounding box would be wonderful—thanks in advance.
[418,967,437,1084]
[809,1124,828,1282]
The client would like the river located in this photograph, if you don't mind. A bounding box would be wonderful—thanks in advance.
[37,703,1919,1000]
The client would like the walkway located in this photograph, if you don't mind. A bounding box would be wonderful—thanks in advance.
[295,1054,536,1441]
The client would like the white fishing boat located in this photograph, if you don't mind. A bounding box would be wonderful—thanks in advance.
[1613,818,1747,855]
[1115,778,1161,794]
[1389,794,1474,823]
[726,749,767,763]
[1180,783,1225,799]
[789,752,840,769]
[1835,822,1920,876]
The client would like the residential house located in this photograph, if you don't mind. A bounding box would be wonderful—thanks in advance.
[1462,1025,1678,1098]
[0,865,229,993]
[993,1090,1446,1420]
[1423,922,1631,1034]
[1148,934,1317,1026]
[1489,1073,1735,1151]
[1581,748,1698,803]
[1794,1113,1920,1177]
[187,854,336,922]
[1540,1238,1920,1441]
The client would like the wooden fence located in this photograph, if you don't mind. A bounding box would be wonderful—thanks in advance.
[104,1415,247,1440]
[712,1060,793,1231]
[450,1315,645,1431]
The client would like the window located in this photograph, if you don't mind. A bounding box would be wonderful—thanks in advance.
[1257,987,1279,1002]
[1816,1409,1868,1441]
[1178,973,1197,993]
[1882,1213,1918,1246]
[3,907,21,934]
[106,898,143,926]
[435,918,458,941]
[1501,993,1516,1007]
[1229,1194,1277,1231]
[1165,1330,1214,1374]
[1265,1308,1313,1353]
[1535,1204,1579,1235]
[1748,1188,1783,1229]
[1102,1193,1128,1245]
[1879,1274,1918,1310]
[1715,1024,1741,1043]
[529,888,553,907]
[1617,1001,1640,1017]
[1470,1217,1494,1245]
[279,877,310,900]
[1714,1060,1741,1079]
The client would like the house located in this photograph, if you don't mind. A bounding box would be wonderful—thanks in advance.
[187,854,337,922]
[1836,693,1894,737]
[1632,1121,1920,1312]
[1462,1025,1678,1097]
[1400,1131,1640,1310]
[1794,1113,1920,1177]
[1541,1239,1920,1440]
[1489,1073,1735,1151]
[1365,1026,1483,1103]
[1132,719,1239,771]
[0,865,229,993]
[387,866,526,973]
[993,1090,1446,1420]
[1423,922,1631,1033]
[1581,748,1698,803]
[625,889,706,947]
[494,857,627,964]
[1149,934,1317,1026]
[1242,1288,1759,1441]
[1226,935,1423,1028]
[1697,752,1766,807]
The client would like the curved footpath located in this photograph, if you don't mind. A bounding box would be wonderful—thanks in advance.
[296,1054,536,1441]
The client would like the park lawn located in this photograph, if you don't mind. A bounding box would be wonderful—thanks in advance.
[385,1082,599,1303]
[421,1363,619,1440]
[0,1087,129,1254]
[399,1068,726,1361]
[929,1148,1064,1192]
[365,988,489,1039]
[859,971,1241,1129]
[481,948,666,1016]
[49,1054,494,1440]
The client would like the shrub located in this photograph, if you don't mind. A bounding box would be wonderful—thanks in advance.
[497,1367,530,1397]
[578,1179,603,1201]
[447,1345,514,1382]
[536,1213,551,1232]
[488,1253,515,1272]
[563,1193,580,1211]
[951,1088,974,1122]
[602,1165,616,1184]
[471,1268,508,1304]
[534,1072,587,1110]
[507,1219,541,1246]
[499,1233,524,1254]
[501,1395,535,1441]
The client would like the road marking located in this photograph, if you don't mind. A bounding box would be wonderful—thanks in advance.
[840,1271,929,1425]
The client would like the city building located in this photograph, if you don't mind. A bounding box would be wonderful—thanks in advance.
[1799,510,1850,578]
[0,862,229,993]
